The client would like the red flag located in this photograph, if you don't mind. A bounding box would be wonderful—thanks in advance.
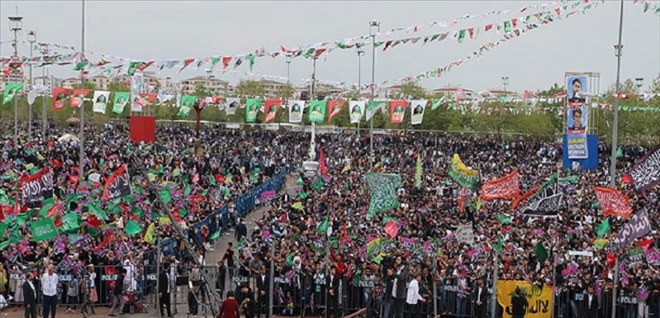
[384,220,398,238]
[319,148,328,176]
[594,187,632,218]
[328,100,344,121]
[637,238,654,250]
[458,188,467,212]
[139,93,156,104]
[179,58,195,73]
[0,205,6,221]
[264,99,282,123]
[13,195,20,215]
[47,201,61,218]
[512,185,541,209]
[70,89,89,108]
[389,100,407,124]
[481,170,520,201]
[53,88,71,111]
[222,56,232,71]
[87,215,103,228]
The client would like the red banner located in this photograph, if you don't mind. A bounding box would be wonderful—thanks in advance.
[594,187,632,218]
[481,170,520,201]
[328,100,345,121]
[389,100,407,123]
[264,99,282,123]
[70,89,89,108]
[53,88,71,111]
[511,185,540,209]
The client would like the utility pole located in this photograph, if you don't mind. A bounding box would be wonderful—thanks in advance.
[27,31,36,140]
[41,46,49,138]
[78,0,86,183]
[356,44,364,137]
[9,11,23,144]
[608,0,625,189]
[369,20,380,170]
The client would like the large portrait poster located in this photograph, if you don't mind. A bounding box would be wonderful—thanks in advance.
[497,280,553,318]
[566,76,589,159]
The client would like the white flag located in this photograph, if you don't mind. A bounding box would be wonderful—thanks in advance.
[225,97,241,115]
[92,91,110,114]
[27,85,48,106]
[348,100,365,124]
[409,99,427,125]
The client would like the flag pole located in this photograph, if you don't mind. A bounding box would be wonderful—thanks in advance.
[491,248,498,318]
[368,21,380,171]
[611,256,618,318]
[608,0,625,188]
[78,0,86,183]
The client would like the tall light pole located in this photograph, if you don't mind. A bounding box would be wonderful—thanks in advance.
[369,20,380,171]
[78,0,86,183]
[9,13,23,144]
[608,0,624,191]
[502,76,509,92]
[27,30,36,140]
[286,55,292,84]
[309,56,318,160]
[41,45,49,138]
[356,44,364,137]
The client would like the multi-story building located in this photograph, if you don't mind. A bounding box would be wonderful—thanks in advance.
[62,77,82,89]
[114,71,161,90]
[88,75,110,90]
[180,75,230,95]
[259,79,289,99]
[431,87,474,99]
[32,76,63,94]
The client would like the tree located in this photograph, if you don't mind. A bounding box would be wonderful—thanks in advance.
[275,84,295,100]
[235,80,265,98]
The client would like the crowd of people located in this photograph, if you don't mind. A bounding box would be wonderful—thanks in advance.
[1,119,659,318]
[223,133,660,318]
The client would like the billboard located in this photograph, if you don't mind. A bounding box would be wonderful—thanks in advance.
[566,76,589,159]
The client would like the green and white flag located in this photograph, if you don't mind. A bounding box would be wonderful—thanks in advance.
[288,100,304,123]
[3,82,23,105]
[178,95,196,117]
[308,100,327,123]
[349,100,365,124]
[365,173,402,219]
[366,100,386,121]
[245,98,262,123]
[30,218,58,242]
[112,92,130,114]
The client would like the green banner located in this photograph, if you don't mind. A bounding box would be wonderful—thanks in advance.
[178,96,196,117]
[30,218,58,242]
[365,173,402,219]
[245,98,262,123]
[3,82,23,105]
[308,101,327,123]
[112,92,130,114]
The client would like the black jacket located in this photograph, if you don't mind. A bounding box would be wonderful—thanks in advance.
[159,271,170,294]
[256,274,269,299]
[22,280,37,307]
[113,274,124,296]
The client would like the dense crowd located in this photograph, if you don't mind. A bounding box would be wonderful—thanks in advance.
[1,121,659,318]
[226,133,660,318]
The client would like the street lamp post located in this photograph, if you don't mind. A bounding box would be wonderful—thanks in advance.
[608,0,625,191]
[9,14,23,144]
[357,44,364,137]
[309,56,318,160]
[28,30,36,140]
[78,0,86,183]
[502,76,510,92]
[635,77,644,100]
[286,55,292,84]
[369,20,380,171]
[41,46,49,138]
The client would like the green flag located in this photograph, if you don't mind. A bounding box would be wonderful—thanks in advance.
[534,242,548,263]
[296,177,304,186]
[457,29,467,43]
[210,231,221,241]
[88,202,107,220]
[503,20,512,33]
[495,235,503,254]
[40,198,56,218]
[497,213,512,224]
[317,217,329,235]
[112,92,130,114]
[245,98,262,123]
[3,82,23,105]
[366,100,386,121]
[365,173,402,219]
[308,101,327,123]
[247,54,256,71]
[596,218,610,238]
[123,219,142,237]
[448,154,479,189]
[382,215,398,226]
[73,62,89,71]
[160,188,172,204]
[616,148,623,158]
[30,218,58,242]
[179,96,196,117]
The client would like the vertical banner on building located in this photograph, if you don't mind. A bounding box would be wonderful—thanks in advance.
[288,100,304,123]
[496,280,553,318]
[566,75,589,159]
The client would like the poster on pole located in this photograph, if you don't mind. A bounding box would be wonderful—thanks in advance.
[566,76,589,159]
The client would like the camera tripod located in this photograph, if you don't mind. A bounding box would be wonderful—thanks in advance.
[187,276,216,318]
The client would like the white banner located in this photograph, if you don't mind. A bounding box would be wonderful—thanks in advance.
[410,99,427,125]
[92,91,110,114]
[225,97,240,115]
[349,100,365,124]
[288,100,304,123]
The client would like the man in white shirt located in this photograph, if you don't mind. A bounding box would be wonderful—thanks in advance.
[41,265,59,318]
[406,273,424,318]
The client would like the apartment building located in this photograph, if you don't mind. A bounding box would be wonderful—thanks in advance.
[180,75,230,95]
[62,77,82,89]
[32,76,63,94]
[88,75,110,90]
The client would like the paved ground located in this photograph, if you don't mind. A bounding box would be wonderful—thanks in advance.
[0,175,298,318]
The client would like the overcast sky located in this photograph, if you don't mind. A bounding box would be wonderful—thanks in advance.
[1,0,659,94]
